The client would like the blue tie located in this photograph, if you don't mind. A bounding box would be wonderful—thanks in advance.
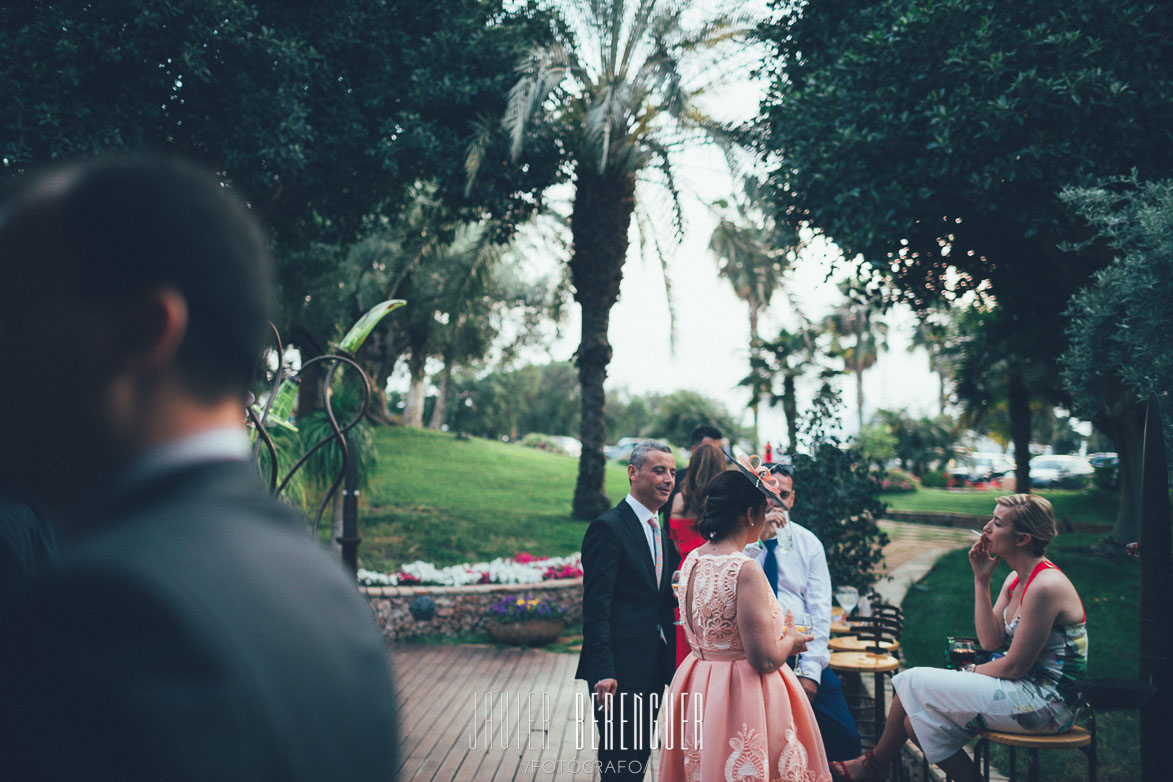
[764,537,779,597]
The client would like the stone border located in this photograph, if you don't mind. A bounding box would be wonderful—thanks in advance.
[362,578,583,641]
[885,509,1107,535]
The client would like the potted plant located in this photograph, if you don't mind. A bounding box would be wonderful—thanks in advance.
[487,593,567,646]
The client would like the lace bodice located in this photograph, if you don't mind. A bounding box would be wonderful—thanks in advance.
[679,552,781,658]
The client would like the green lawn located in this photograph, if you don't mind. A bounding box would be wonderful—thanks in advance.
[357,427,632,572]
[881,487,1120,528]
[900,533,1138,781]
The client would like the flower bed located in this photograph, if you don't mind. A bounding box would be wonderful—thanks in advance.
[358,551,582,588]
[360,552,584,641]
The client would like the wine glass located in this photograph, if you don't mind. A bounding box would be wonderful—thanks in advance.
[773,507,794,553]
[949,639,977,669]
[834,585,859,616]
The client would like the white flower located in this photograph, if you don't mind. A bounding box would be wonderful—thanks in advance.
[357,552,583,587]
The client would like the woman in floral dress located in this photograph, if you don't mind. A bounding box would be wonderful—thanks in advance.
[659,470,831,782]
[832,494,1087,782]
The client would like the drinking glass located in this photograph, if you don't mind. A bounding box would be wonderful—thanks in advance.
[773,508,794,554]
[834,585,859,616]
[949,639,977,669]
[791,612,813,634]
[671,571,684,626]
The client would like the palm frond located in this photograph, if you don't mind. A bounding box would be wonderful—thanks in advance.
[463,114,497,195]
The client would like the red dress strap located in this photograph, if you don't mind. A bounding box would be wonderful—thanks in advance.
[1006,559,1055,596]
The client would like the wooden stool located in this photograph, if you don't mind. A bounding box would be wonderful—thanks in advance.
[974,725,1095,782]
[828,651,900,740]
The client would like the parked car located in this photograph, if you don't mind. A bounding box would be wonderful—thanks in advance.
[1087,452,1120,489]
[946,452,1016,487]
[551,436,582,458]
[604,437,641,462]
[1029,454,1094,489]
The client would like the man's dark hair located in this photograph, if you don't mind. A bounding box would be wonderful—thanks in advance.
[0,156,272,399]
[689,424,724,447]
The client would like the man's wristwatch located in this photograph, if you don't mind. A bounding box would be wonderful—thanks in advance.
[963,663,977,673]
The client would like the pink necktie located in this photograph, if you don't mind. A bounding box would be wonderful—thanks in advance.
[648,517,662,584]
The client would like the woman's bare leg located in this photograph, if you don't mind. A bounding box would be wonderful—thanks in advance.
[836,693,911,778]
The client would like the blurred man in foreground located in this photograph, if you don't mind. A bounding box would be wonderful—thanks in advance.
[0,157,397,782]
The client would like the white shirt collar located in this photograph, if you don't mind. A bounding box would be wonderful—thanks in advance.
[624,493,658,525]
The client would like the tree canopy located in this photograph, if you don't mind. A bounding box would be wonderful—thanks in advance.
[1,0,565,328]
[759,0,1173,312]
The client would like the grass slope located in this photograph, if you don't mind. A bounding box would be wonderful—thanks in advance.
[358,427,632,573]
[881,487,1120,527]
[901,533,1138,781]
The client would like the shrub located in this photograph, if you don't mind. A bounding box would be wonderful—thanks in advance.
[519,433,569,455]
[920,469,947,488]
[791,385,890,593]
[880,468,918,493]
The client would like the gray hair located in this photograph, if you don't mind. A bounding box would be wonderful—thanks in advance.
[630,440,672,469]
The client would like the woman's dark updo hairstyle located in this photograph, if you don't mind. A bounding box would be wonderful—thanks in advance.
[698,471,767,542]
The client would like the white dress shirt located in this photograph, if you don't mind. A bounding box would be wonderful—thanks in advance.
[624,493,660,565]
[748,521,832,682]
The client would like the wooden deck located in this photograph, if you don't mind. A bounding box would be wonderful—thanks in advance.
[391,643,658,782]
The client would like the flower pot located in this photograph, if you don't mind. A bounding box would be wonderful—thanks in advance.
[488,618,566,647]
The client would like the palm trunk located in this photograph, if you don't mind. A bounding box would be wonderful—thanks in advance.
[855,366,865,432]
[1007,364,1032,493]
[782,374,798,454]
[569,167,636,520]
[404,357,427,427]
[428,362,451,431]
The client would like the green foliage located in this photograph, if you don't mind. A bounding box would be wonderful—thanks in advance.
[758,0,1173,312]
[1061,177,1173,427]
[0,0,564,337]
[647,391,743,449]
[879,468,917,493]
[873,409,957,476]
[449,362,580,440]
[788,391,888,592]
[919,469,946,489]
[901,536,1140,781]
[855,422,897,468]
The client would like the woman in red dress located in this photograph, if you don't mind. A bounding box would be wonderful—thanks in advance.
[668,443,728,667]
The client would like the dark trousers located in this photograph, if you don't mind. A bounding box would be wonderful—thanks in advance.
[790,658,862,762]
[593,648,670,781]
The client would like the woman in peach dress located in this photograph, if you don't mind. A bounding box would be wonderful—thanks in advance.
[659,470,831,782]
[669,443,729,667]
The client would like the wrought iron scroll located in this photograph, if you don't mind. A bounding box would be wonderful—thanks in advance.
[248,324,372,541]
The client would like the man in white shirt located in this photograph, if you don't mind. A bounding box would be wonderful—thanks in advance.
[752,462,862,762]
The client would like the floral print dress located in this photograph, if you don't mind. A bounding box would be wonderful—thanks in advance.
[891,562,1088,764]
[658,552,831,782]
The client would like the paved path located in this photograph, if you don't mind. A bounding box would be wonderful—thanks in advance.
[390,520,976,782]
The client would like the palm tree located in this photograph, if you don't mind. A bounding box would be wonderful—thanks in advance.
[753,324,823,453]
[467,0,747,518]
[909,311,957,416]
[709,213,787,448]
[823,280,889,432]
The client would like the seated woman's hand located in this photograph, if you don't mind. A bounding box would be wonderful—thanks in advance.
[968,537,999,581]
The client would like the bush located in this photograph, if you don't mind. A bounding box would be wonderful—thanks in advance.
[920,469,947,488]
[880,468,918,493]
[1093,463,1119,491]
[791,386,890,593]
[519,433,569,455]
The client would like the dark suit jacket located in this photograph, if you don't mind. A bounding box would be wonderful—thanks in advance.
[0,460,398,782]
[576,499,677,694]
[0,500,56,602]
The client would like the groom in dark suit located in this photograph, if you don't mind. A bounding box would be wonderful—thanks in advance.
[577,440,678,781]
[0,157,397,782]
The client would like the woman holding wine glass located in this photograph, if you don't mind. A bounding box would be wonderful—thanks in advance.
[831,494,1087,782]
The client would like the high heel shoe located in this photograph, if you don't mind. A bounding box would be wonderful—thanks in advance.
[829,749,888,781]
